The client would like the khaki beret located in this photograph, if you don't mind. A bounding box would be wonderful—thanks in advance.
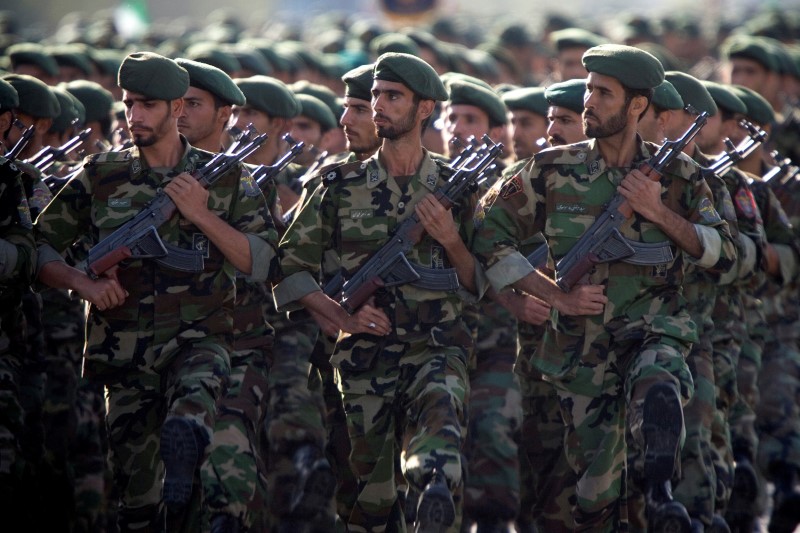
[2,73,60,118]
[374,52,447,101]
[582,44,664,89]
[234,75,300,118]
[118,52,189,101]
[0,78,18,110]
[664,71,717,116]
[550,28,606,51]
[447,80,507,125]
[501,87,548,116]
[175,58,245,106]
[651,80,684,110]
[342,63,374,101]
[63,79,114,124]
[295,93,338,131]
[545,78,586,114]
[702,81,747,115]
[7,42,59,77]
[722,36,779,72]
[731,85,775,126]
[50,86,82,132]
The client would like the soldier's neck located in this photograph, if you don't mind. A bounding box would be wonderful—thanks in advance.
[140,133,183,169]
[379,138,424,177]
[596,129,639,168]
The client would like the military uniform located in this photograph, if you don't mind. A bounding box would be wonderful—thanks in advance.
[35,138,278,530]
[472,136,735,531]
[275,150,481,531]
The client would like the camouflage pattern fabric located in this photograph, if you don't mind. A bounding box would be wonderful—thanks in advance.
[276,150,479,531]
[472,137,736,530]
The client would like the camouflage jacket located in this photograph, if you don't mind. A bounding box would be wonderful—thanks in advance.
[35,140,279,382]
[274,149,481,375]
[472,137,735,396]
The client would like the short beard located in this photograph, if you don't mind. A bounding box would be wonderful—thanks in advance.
[348,137,382,155]
[376,102,418,140]
[131,106,173,148]
[584,104,629,139]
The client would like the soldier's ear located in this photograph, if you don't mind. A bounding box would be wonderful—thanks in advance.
[171,98,184,118]
[418,98,435,121]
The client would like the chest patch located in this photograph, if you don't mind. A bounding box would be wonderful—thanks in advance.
[108,197,132,208]
[555,202,587,214]
[350,209,373,219]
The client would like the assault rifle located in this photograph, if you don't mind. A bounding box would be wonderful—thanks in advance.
[251,134,305,188]
[761,151,799,188]
[28,127,92,172]
[323,135,504,314]
[704,120,767,178]
[553,111,708,292]
[80,132,268,279]
[5,120,35,161]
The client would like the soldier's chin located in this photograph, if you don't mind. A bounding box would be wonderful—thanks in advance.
[133,134,157,147]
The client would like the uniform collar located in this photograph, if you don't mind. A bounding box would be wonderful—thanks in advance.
[365,148,441,193]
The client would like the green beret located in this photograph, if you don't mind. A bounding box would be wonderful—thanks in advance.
[582,44,664,89]
[498,24,535,47]
[651,80,684,110]
[447,80,507,126]
[494,83,521,95]
[2,73,60,118]
[91,48,125,77]
[0,78,18,110]
[175,58,245,106]
[185,42,241,75]
[702,81,747,115]
[373,52,447,101]
[722,36,779,72]
[67,90,86,125]
[63,80,113,124]
[50,86,81,132]
[6,42,59,78]
[370,33,420,57]
[342,63,374,101]
[440,72,492,91]
[731,85,775,126]
[295,93,338,131]
[50,45,94,77]
[762,38,800,78]
[118,51,189,101]
[291,81,343,121]
[234,75,300,118]
[636,42,686,71]
[227,45,272,76]
[545,78,586,114]
[238,39,292,73]
[550,28,606,51]
[501,87,548,116]
[664,71,717,116]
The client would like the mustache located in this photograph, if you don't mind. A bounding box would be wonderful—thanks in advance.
[549,135,566,145]
[373,113,389,122]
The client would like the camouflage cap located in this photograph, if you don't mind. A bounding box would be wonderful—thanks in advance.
[118,52,189,101]
[373,52,447,101]
[702,81,747,115]
[0,77,18,110]
[50,86,82,132]
[64,79,115,124]
[651,80,684,110]
[501,86,548,116]
[342,63,374,101]
[370,32,420,57]
[185,42,242,75]
[234,75,300,118]
[545,78,586,114]
[175,58,245,106]
[6,42,59,77]
[549,28,606,51]
[447,79,507,125]
[664,71,717,116]
[295,93,338,131]
[731,85,775,126]
[582,44,664,89]
[722,35,779,72]
[2,73,60,118]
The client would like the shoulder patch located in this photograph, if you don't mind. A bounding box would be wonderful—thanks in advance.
[499,174,524,200]
[239,172,261,198]
[698,196,722,224]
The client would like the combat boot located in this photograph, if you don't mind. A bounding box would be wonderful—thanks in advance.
[415,469,455,533]
[724,454,758,532]
[161,417,206,510]
[288,443,336,518]
[642,381,692,533]
[768,463,800,533]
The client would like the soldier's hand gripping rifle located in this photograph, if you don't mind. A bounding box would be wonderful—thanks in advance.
[80,132,268,279]
[554,111,708,292]
[323,135,504,314]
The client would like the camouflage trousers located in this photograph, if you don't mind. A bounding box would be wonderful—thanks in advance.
[463,302,522,523]
[557,335,693,532]
[628,337,716,529]
[200,348,270,530]
[729,336,761,466]
[105,342,230,532]
[340,341,468,532]
[710,336,740,513]
[756,339,800,477]
[264,315,328,524]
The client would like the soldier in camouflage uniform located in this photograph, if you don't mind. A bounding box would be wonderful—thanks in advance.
[34,52,280,532]
[274,52,486,532]
[0,78,38,527]
[471,44,736,532]
[437,76,522,533]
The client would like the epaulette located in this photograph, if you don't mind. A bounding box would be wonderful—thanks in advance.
[532,142,591,165]
[84,150,132,166]
[320,160,368,186]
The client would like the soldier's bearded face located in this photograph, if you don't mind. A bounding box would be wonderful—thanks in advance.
[584,99,628,139]
[375,101,418,140]
[124,93,175,148]
[341,97,381,154]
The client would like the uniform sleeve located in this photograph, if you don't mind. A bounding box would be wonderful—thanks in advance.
[0,169,35,284]
[758,185,800,286]
[688,172,738,275]
[471,161,547,291]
